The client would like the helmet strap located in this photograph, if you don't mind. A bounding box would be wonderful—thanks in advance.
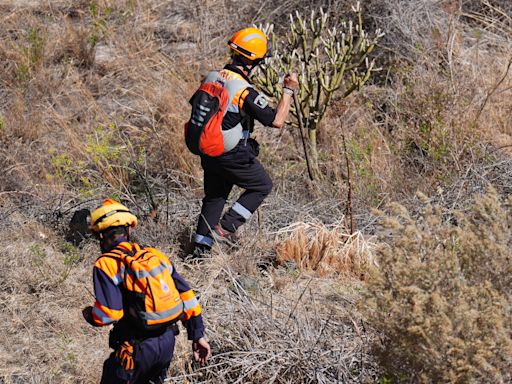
[232,53,260,76]
[242,62,254,76]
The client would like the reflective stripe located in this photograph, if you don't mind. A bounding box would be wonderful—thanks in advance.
[179,290,201,319]
[242,33,265,43]
[112,272,123,286]
[183,297,199,311]
[92,209,130,227]
[92,306,116,325]
[139,304,183,321]
[222,123,243,152]
[224,78,251,114]
[228,42,256,58]
[126,262,168,280]
[105,249,174,282]
[226,103,240,113]
[232,202,252,220]
[194,234,213,247]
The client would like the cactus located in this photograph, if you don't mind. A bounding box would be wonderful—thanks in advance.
[255,3,383,178]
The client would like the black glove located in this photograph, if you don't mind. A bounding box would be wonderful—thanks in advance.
[82,306,96,326]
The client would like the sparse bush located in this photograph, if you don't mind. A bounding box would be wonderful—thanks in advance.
[48,122,149,197]
[16,26,46,84]
[364,188,512,383]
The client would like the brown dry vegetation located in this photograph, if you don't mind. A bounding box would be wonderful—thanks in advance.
[0,0,511,383]
[366,189,512,383]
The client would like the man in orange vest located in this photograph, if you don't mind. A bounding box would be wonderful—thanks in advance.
[192,27,299,257]
[82,199,211,383]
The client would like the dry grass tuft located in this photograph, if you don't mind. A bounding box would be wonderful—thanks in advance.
[0,211,106,384]
[275,221,376,278]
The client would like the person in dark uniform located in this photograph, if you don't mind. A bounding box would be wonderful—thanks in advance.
[192,27,299,256]
[83,199,211,383]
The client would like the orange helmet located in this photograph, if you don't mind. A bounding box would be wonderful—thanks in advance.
[90,199,137,233]
[228,27,271,61]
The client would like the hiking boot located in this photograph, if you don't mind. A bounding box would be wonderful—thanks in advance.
[212,224,237,246]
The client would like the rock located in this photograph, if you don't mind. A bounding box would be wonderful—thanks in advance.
[65,208,91,246]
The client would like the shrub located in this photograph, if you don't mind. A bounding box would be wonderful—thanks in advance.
[48,122,149,197]
[364,188,512,383]
[168,264,380,383]
[255,3,383,178]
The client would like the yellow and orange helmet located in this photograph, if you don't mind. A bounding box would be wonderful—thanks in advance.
[90,199,137,233]
[228,27,271,61]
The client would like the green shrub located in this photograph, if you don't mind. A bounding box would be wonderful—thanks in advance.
[15,26,46,84]
[49,122,129,193]
[364,188,512,383]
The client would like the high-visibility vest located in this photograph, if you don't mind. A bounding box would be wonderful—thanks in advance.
[101,244,184,330]
[202,69,252,151]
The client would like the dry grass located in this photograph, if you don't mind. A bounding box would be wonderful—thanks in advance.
[0,208,105,383]
[1,0,512,382]
[275,221,376,278]
[0,193,379,383]
[314,0,512,205]
[168,247,379,384]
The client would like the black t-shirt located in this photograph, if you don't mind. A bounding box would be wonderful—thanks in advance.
[221,65,276,132]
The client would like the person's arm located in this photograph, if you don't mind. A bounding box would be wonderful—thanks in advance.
[171,265,205,340]
[171,265,211,365]
[82,257,124,327]
[242,73,299,129]
[272,73,299,128]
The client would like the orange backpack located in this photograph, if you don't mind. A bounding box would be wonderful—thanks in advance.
[184,81,229,157]
[103,244,184,330]
[185,70,251,157]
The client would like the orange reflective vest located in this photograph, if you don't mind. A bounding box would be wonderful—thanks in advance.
[92,242,201,330]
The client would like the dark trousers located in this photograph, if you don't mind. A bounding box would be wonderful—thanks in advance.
[196,139,272,239]
[100,329,175,384]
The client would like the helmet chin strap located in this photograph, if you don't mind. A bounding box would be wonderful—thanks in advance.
[232,53,263,77]
[243,62,256,76]
[240,59,264,77]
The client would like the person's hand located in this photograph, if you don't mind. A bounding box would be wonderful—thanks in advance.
[192,337,211,365]
[283,73,299,91]
[115,341,135,372]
